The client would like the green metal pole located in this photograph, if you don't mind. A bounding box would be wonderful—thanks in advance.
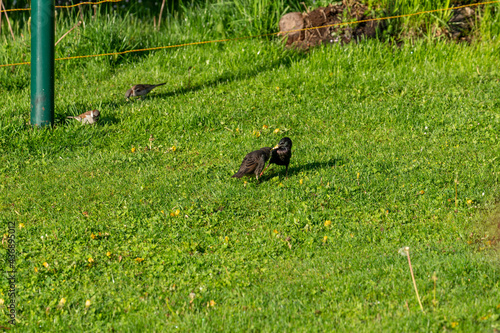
[30,0,55,127]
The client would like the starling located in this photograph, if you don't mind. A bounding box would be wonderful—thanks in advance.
[125,83,166,99]
[260,137,292,178]
[232,147,272,180]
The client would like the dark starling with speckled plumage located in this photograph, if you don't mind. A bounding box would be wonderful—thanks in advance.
[260,137,292,178]
[232,147,272,180]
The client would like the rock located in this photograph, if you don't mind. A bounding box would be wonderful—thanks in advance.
[278,12,304,45]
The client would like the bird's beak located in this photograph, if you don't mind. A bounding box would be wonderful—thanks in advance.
[272,144,279,150]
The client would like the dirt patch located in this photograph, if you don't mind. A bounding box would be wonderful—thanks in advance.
[279,0,383,49]
[279,0,483,49]
[448,6,477,42]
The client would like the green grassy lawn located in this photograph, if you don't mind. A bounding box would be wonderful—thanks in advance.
[1,38,500,331]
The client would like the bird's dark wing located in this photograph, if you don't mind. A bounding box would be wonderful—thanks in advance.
[137,83,166,94]
[232,151,260,178]
[134,85,154,94]
[254,153,268,176]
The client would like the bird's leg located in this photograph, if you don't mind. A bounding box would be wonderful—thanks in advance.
[285,165,289,179]
[259,164,272,177]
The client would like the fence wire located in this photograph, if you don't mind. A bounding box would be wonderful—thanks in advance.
[0,0,123,13]
[1,0,499,68]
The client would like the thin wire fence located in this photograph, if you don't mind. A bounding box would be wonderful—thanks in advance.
[0,0,123,13]
[1,0,499,68]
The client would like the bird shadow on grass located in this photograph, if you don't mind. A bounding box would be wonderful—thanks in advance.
[71,49,306,118]
[261,158,345,180]
[150,50,308,99]
[98,114,121,125]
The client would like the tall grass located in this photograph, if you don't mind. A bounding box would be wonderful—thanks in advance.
[479,2,500,41]
[387,0,453,39]
[230,0,288,35]
[2,0,499,42]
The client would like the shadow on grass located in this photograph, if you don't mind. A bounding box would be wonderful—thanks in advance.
[98,114,121,125]
[261,158,345,179]
[150,50,308,99]
[67,49,307,118]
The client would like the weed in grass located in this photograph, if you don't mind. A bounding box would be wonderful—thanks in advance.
[399,246,424,313]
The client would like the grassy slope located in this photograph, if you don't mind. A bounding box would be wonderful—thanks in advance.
[1,38,500,331]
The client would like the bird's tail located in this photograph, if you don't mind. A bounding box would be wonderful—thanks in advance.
[67,116,76,119]
[155,83,167,87]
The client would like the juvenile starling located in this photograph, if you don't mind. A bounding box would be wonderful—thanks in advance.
[125,83,166,99]
[67,109,100,124]
[232,147,272,180]
[260,137,292,178]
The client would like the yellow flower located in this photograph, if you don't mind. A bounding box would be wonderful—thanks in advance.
[0,299,4,306]
[88,257,94,263]
[322,236,328,243]
[43,262,49,268]
[58,298,66,307]
[420,190,425,195]
[324,220,332,227]
[174,209,180,216]
[299,179,303,185]
[131,147,136,153]
[224,236,229,243]
[253,130,261,138]
[357,172,360,179]
[273,229,278,234]
[85,300,91,308]
[450,322,458,328]
[171,145,177,152]
[236,128,240,133]
[262,125,268,129]
[19,223,25,229]
[34,267,38,273]
[161,210,164,214]
[209,300,216,307]
[135,257,144,263]
[91,233,97,240]
[106,251,112,257]
[273,128,280,134]
[170,212,175,217]
[466,199,472,205]
[276,86,279,90]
